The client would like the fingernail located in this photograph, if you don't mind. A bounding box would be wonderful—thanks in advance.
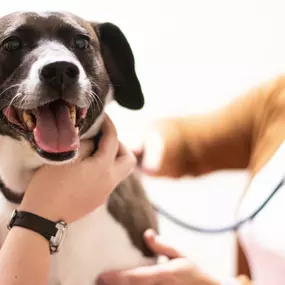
[146,228,157,237]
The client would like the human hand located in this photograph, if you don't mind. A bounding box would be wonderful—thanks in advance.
[97,229,219,285]
[133,118,189,178]
[20,114,136,224]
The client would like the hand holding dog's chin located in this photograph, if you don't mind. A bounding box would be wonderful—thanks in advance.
[19,115,136,224]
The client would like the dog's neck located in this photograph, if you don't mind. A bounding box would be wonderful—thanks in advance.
[0,113,104,197]
[0,136,43,194]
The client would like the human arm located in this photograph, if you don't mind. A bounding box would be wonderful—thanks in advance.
[137,76,285,177]
[0,226,51,285]
[0,114,136,285]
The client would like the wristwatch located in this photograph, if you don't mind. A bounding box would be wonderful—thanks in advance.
[7,209,67,254]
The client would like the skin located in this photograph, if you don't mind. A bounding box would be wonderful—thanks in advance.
[97,111,258,285]
[0,113,136,285]
[97,229,219,285]
[95,128,222,285]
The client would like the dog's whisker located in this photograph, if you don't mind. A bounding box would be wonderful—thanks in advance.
[88,97,97,115]
[7,92,23,110]
[0,84,21,98]
[18,93,30,110]
[89,79,102,93]
[0,85,22,111]
[89,90,103,109]
[89,92,102,114]
[80,85,102,114]
[81,89,95,114]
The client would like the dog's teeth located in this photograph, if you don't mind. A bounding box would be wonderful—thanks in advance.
[26,119,35,131]
[22,111,35,130]
[69,106,76,125]
[22,111,31,122]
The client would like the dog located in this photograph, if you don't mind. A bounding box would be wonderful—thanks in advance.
[0,11,158,285]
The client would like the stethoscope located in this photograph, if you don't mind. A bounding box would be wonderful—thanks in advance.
[151,177,285,233]
[93,133,285,234]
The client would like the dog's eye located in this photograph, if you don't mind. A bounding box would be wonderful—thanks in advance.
[2,37,22,52]
[74,36,90,50]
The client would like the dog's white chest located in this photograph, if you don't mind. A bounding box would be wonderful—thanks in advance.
[0,197,154,285]
[51,204,154,285]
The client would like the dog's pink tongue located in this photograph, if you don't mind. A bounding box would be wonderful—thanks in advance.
[33,102,79,153]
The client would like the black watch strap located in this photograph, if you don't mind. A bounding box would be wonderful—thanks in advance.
[8,210,57,241]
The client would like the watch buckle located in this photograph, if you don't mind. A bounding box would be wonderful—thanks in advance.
[50,220,67,255]
[7,209,17,230]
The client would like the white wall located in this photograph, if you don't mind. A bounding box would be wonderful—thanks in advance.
[2,0,285,280]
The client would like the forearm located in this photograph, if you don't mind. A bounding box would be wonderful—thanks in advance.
[173,109,253,176]
[144,97,255,178]
[0,227,50,285]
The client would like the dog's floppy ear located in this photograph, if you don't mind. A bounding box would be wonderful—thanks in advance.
[92,22,144,110]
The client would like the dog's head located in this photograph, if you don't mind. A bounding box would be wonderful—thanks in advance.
[0,11,144,163]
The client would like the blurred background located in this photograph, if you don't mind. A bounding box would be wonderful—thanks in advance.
[2,0,285,280]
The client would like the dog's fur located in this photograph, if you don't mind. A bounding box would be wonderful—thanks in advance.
[0,11,158,285]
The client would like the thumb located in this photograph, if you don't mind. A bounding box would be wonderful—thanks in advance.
[77,140,95,161]
[144,229,184,259]
[114,142,136,179]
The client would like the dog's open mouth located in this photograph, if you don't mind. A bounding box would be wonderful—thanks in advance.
[2,99,87,161]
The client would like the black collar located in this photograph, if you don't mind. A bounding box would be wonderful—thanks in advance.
[0,181,24,204]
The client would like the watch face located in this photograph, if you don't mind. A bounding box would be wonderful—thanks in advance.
[50,221,67,254]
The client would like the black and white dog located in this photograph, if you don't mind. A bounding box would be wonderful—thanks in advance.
[0,11,158,285]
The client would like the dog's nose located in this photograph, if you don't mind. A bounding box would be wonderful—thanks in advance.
[40,61,79,90]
